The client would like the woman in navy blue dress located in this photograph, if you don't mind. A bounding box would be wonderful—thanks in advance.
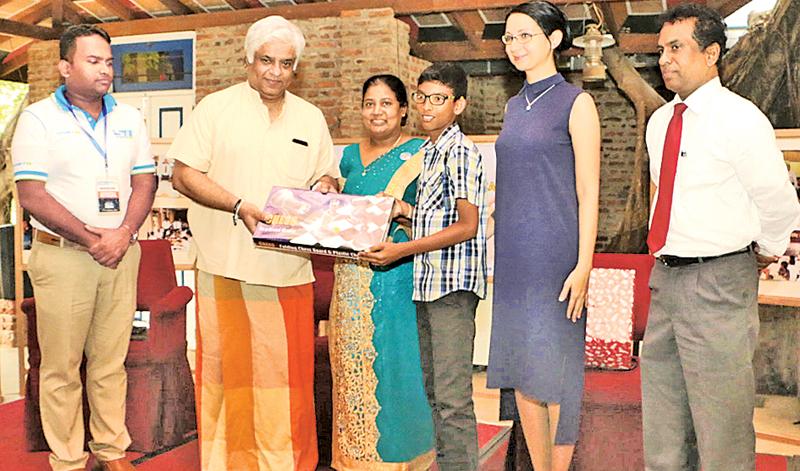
[487,2,600,470]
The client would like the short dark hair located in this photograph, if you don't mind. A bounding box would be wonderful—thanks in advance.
[60,24,111,61]
[508,1,572,52]
[417,62,468,100]
[362,74,409,126]
[659,3,726,68]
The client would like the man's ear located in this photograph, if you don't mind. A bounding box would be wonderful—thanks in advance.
[58,59,70,79]
[704,42,721,67]
[453,97,467,116]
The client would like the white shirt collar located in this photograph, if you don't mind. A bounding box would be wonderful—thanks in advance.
[673,76,721,115]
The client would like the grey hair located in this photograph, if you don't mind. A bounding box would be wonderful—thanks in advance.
[245,16,306,70]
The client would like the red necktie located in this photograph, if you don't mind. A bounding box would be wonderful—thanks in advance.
[647,102,688,254]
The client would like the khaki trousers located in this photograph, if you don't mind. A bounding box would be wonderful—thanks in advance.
[28,240,140,471]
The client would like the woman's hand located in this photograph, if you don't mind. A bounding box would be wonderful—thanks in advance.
[558,263,591,323]
[377,192,413,220]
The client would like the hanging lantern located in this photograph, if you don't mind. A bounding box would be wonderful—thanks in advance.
[572,23,615,83]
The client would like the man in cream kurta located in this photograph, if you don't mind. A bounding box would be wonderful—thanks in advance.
[167,16,338,471]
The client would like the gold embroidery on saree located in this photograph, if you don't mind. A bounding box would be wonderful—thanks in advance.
[330,260,381,463]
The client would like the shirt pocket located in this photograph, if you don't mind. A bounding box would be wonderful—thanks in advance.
[272,139,314,188]
[418,172,448,211]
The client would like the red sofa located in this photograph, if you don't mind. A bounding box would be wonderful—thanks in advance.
[23,240,196,453]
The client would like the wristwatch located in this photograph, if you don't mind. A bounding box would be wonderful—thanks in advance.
[121,224,138,245]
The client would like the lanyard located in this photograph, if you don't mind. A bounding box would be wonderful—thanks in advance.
[66,97,109,173]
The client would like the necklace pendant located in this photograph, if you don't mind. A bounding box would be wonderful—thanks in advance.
[525,104,532,111]
[361,170,367,176]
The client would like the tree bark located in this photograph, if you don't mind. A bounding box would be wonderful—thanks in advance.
[602,47,665,253]
[722,0,800,128]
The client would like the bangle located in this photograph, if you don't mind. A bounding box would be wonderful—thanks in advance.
[232,199,243,226]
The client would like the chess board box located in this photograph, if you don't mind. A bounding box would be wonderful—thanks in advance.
[253,186,394,259]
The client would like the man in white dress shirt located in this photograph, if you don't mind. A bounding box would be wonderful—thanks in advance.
[643,4,800,471]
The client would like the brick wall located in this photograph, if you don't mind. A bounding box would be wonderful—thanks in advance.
[26,41,60,104]
[195,8,430,139]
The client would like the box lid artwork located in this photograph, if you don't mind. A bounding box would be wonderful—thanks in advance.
[253,186,395,259]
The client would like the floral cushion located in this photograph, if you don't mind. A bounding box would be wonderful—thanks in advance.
[585,268,636,370]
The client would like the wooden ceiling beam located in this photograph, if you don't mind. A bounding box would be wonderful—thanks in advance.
[156,0,194,16]
[63,0,90,24]
[100,0,633,37]
[450,11,485,48]
[598,1,629,37]
[412,39,505,61]
[0,47,29,77]
[223,0,250,10]
[0,18,60,39]
[93,0,133,20]
[52,0,64,26]
[413,32,658,61]
[709,0,752,18]
[93,0,150,20]
[10,0,53,25]
[617,32,658,53]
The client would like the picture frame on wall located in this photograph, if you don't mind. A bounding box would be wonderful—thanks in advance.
[111,39,193,92]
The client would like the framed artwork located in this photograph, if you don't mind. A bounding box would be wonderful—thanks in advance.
[111,39,193,92]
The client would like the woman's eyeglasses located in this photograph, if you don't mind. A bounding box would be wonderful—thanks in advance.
[411,92,456,106]
[501,32,545,45]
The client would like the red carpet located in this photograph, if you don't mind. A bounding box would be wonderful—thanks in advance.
[0,399,789,470]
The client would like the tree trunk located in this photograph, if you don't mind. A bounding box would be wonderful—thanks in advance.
[722,0,800,128]
[602,47,666,253]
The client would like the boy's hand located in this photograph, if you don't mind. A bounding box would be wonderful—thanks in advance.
[359,242,408,266]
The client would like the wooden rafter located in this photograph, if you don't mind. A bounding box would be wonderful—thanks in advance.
[223,0,250,10]
[412,32,657,61]
[413,39,504,61]
[93,0,150,20]
[0,47,28,77]
[93,0,134,20]
[617,33,658,53]
[100,0,632,37]
[156,0,194,16]
[450,11,485,48]
[709,0,752,18]
[0,18,60,39]
[63,0,89,24]
[598,1,629,37]
[10,0,52,25]
[52,0,64,26]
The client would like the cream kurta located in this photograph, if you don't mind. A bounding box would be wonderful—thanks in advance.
[167,82,338,286]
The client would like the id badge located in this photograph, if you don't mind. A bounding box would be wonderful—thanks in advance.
[96,179,121,213]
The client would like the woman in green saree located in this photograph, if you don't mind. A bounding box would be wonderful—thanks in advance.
[329,74,434,470]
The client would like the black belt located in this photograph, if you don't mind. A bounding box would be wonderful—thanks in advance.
[657,246,752,268]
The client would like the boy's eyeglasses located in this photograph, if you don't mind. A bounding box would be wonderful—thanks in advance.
[411,92,455,106]
[501,32,545,45]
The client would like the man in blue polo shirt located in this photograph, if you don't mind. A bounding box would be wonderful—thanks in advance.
[12,25,155,471]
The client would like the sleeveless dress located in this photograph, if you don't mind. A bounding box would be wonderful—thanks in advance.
[329,138,435,470]
[486,73,586,445]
